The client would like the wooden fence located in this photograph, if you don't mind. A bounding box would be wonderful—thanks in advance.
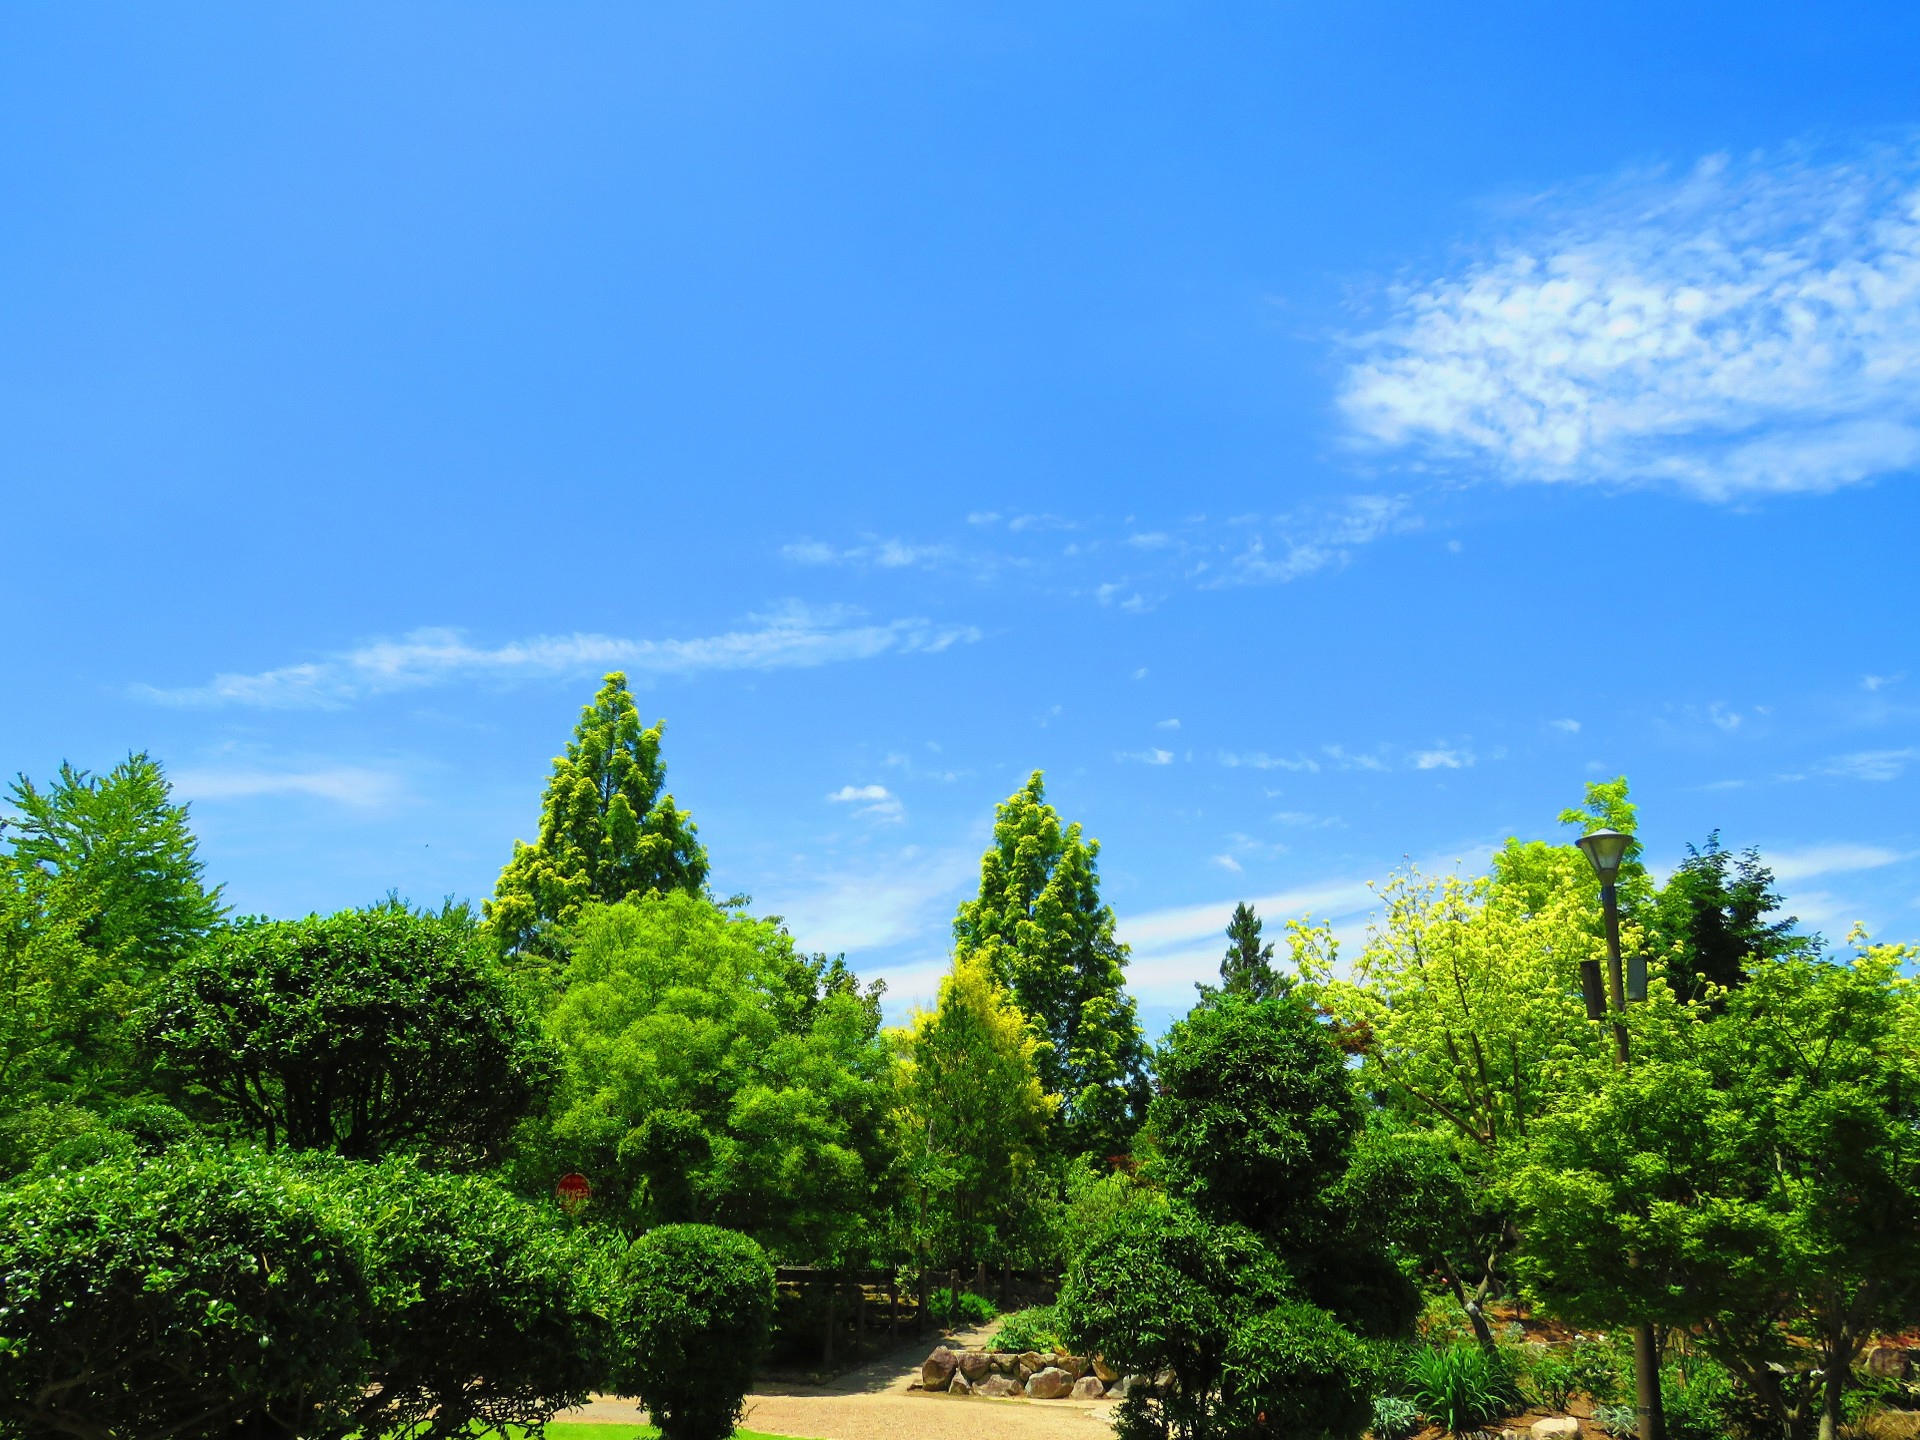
[772,1265,1060,1367]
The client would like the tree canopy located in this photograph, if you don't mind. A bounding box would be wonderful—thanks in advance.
[146,903,557,1161]
[541,891,893,1259]
[487,673,708,959]
[951,770,1148,1156]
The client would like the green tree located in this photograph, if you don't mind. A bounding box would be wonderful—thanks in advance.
[0,865,99,1122]
[1511,938,1920,1440]
[1201,901,1288,1004]
[1063,995,1405,1440]
[609,1224,776,1440]
[146,903,557,1161]
[541,892,893,1259]
[1651,831,1808,1003]
[488,674,708,960]
[896,948,1057,1271]
[5,752,225,977]
[951,771,1148,1155]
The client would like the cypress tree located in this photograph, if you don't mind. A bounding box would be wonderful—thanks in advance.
[486,673,707,958]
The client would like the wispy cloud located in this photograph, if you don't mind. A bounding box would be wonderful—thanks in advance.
[1118,748,1176,766]
[1823,747,1919,781]
[135,604,980,709]
[1549,718,1582,733]
[1768,842,1906,883]
[782,537,958,570]
[1413,746,1474,770]
[1219,750,1322,772]
[827,783,905,822]
[1212,495,1418,585]
[169,765,405,808]
[1343,139,1920,499]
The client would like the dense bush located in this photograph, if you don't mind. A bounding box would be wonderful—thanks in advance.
[995,1304,1066,1353]
[1216,1300,1377,1440]
[1401,1343,1524,1434]
[317,1158,612,1440]
[0,1150,369,1440]
[610,1223,776,1440]
[147,904,556,1161]
[929,1288,999,1327]
[1527,1352,1579,1411]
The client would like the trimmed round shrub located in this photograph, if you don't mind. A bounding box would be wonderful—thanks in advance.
[1217,1300,1377,1440]
[995,1304,1066,1354]
[0,1149,369,1440]
[611,1223,776,1440]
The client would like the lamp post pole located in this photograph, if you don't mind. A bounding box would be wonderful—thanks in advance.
[1576,831,1664,1440]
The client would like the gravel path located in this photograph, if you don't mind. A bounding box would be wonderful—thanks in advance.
[558,1326,1117,1440]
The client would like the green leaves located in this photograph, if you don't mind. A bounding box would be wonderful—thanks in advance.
[609,1224,775,1440]
[146,904,557,1161]
[487,674,708,960]
[952,770,1147,1156]
[542,892,893,1259]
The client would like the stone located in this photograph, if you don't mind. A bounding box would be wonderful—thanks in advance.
[949,1373,973,1396]
[979,1375,1023,1399]
[920,1347,958,1390]
[1092,1355,1120,1383]
[1868,1344,1913,1379]
[958,1351,993,1382]
[989,1352,1017,1374]
[1026,1366,1073,1399]
[1153,1368,1178,1395]
[1109,1375,1147,1399]
[1016,1350,1046,1381]
[1071,1376,1106,1400]
[1531,1419,1580,1440]
[1050,1353,1086,1380]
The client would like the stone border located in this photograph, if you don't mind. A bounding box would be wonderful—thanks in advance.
[915,1346,1144,1401]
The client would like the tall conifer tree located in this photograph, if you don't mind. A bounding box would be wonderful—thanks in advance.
[1216,901,1287,1001]
[487,674,707,958]
[953,771,1148,1155]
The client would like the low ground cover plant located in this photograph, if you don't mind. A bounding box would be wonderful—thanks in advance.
[1401,1342,1524,1435]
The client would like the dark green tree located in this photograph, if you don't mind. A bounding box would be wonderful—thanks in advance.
[1063,995,1420,1440]
[146,903,557,1161]
[1651,831,1807,1003]
[487,673,708,959]
[952,771,1148,1155]
[1206,901,1288,1002]
[610,1224,776,1440]
[5,752,225,978]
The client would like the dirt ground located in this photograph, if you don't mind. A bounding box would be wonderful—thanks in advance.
[557,1323,1118,1440]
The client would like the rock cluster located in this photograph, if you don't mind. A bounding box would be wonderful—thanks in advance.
[917,1345,1142,1401]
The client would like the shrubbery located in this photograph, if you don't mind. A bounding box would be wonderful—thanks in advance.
[1400,1342,1523,1434]
[610,1223,777,1440]
[995,1304,1066,1353]
[928,1287,999,1328]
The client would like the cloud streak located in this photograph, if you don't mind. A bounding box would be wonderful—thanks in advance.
[1343,139,1920,499]
[135,604,980,709]
[169,765,405,808]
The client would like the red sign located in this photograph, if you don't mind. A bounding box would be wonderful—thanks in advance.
[554,1172,592,1213]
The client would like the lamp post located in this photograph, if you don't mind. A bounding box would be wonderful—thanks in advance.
[1574,829,1665,1440]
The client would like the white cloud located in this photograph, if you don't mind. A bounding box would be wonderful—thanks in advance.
[1823,747,1919,781]
[1414,747,1473,770]
[135,603,980,709]
[1118,748,1175,766]
[1215,496,1415,586]
[170,765,404,808]
[1156,718,1182,730]
[1210,854,1244,874]
[1219,750,1321,772]
[1864,674,1901,691]
[1767,843,1905,883]
[782,538,955,569]
[1343,140,1920,499]
[826,783,905,822]
[1550,718,1582,733]
[1131,668,1150,681]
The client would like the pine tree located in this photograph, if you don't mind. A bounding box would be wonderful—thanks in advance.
[952,771,1148,1155]
[486,673,708,958]
[1652,832,1808,1003]
[1217,901,1288,1001]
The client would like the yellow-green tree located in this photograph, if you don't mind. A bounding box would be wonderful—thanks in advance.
[487,673,707,959]
[1297,781,1692,1349]
[896,948,1057,1270]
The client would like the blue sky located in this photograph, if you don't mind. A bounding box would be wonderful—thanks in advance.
[5,3,1918,1036]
